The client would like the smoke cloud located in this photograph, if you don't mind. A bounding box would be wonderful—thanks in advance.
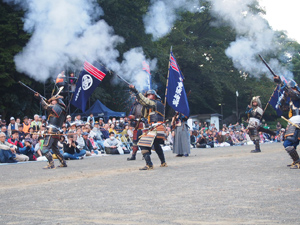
[208,0,293,79]
[112,47,157,91]
[4,0,156,87]
[143,0,202,40]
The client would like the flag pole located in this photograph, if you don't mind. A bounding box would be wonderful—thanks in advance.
[262,85,279,117]
[164,46,172,119]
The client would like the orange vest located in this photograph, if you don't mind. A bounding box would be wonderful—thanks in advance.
[23,122,31,133]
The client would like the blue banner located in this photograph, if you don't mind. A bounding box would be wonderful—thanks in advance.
[71,61,107,112]
[166,51,190,117]
[269,85,287,116]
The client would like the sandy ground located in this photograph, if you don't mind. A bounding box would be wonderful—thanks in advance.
[0,142,300,225]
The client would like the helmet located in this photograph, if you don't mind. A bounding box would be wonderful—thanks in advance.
[47,95,63,103]
[146,90,161,99]
[287,79,300,92]
[250,96,262,108]
[48,95,66,108]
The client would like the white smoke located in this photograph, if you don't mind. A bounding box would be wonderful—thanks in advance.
[209,0,293,79]
[112,47,157,91]
[4,0,156,85]
[143,0,202,40]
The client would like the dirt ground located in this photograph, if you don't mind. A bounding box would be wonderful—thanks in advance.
[0,142,300,225]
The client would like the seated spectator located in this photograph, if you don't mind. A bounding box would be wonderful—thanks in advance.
[7,131,29,162]
[101,123,110,140]
[196,135,207,148]
[115,120,122,131]
[82,132,98,156]
[61,124,68,135]
[58,135,66,151]
[276,122,282,135]
[69,122,77,133]
[0,132,18,163]
[1,126,9,140]
[38,124,47,137]
[103,132,125,154]
[7,117,18,137]
[234,122,242,131]
[65,115,72,128]
[63,134,86,160]
[214,131,230,147]
[31,114,42,132]
[74,114,84,126]
[276,128,285,142]
[8,130,24,148]
[119,125,129,139]
[29,127,35,134]
[127,125,134,140]
[192,121,199,131]
[15,118,21,127]
[109,123,117,134]
[22,116,31,133]
[84,126,100,151]
[92,121,104,151]
[34,137,44,159]
[190,131,197,148]
[99,118,105,127]
[263,133,271,142]
[87,113,95,127]
[119,117,126,129]
[224,132,233,146]
[75,128,85,151]
[0,119,7,127]
[236,131,246,145]
[229,130,241,145]
[17,124,25,141]
[19,138,36,161]
[31,133,39,147]
[259,132,265,143]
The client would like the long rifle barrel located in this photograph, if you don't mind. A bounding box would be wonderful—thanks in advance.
[258,54,277,77]
[116,74,131,86]
[18,81,47,100]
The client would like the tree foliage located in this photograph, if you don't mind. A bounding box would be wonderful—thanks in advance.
[0,1,299,125]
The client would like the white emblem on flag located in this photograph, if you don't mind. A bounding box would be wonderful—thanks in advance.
[82,74,93,90]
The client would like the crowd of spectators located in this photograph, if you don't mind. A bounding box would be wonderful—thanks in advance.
[0,114,135,164]
[189,121,286,149]
[0,113,286,164]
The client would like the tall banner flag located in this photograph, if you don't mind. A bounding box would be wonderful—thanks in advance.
[71,61,107,112]
[142,61,151,90]
[166,51,190,117]
[269,84,289,116]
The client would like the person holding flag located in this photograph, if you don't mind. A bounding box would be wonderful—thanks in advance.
[166,50,190,157]
[171,113,190,157]
[129,85,167,170]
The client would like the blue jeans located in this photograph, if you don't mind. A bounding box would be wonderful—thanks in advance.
[283,139,299,148]
[0,149,17,163]
[63,150,86,160]
[19,146,34,155]
[95,140,104,150]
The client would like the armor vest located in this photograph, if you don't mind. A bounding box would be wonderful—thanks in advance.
[47,104,66,129]
[250,107,263,120]
[131,102,143,118]
[148,100,164,123]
